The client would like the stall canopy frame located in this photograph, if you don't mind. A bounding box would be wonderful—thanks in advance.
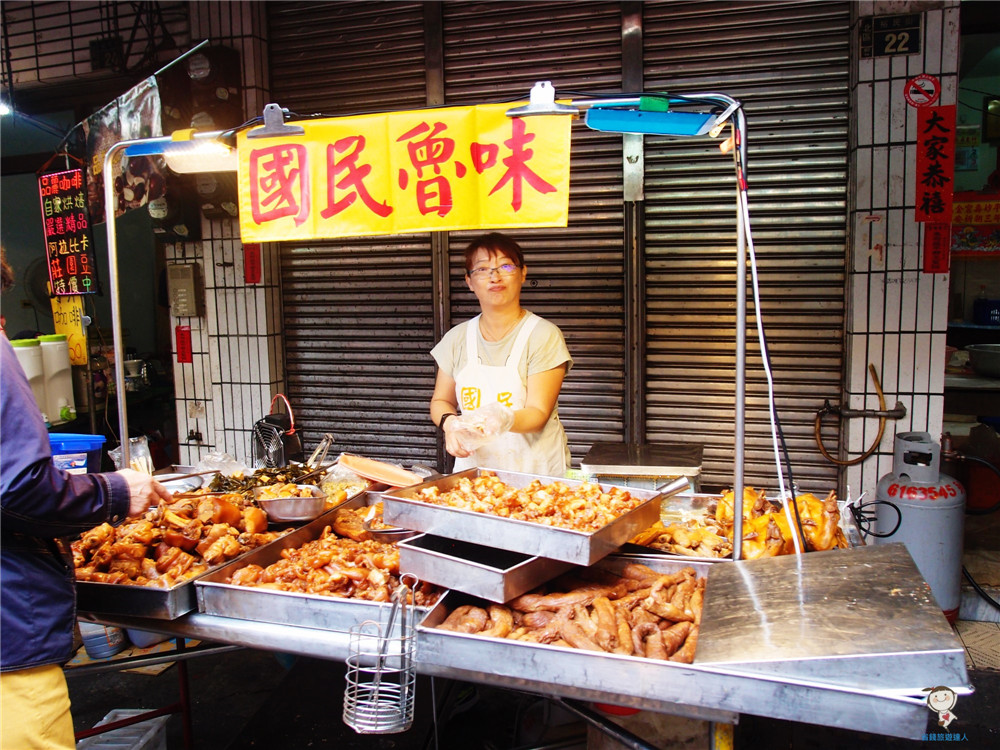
[104,86,753,553]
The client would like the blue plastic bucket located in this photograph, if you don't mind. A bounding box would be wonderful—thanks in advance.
[49,433,106,474]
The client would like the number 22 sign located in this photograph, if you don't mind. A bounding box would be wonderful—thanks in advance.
[859,14,922,58]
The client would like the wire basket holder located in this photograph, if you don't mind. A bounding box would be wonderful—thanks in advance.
[343,574,417,734]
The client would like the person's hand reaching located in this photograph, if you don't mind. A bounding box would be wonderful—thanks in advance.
[117,469,173,517]
[444,403,515,457]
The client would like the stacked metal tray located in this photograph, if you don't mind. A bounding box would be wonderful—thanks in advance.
[76,482,370,620]
[195,492,438,631]
[382,468,663,566]
[397,534,573,603]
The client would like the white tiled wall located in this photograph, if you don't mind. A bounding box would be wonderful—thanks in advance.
[171,2,282,466]
[845,2,960,499]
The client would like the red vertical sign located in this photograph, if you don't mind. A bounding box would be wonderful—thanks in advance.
[175,325,193,363]
[922,222,950,273]
[914,105,956,223]
[243,243,262,284]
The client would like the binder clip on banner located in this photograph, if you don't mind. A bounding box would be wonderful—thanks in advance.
[251,394,305,468]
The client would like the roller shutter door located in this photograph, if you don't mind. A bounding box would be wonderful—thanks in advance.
[269,1,630,468]
[441,2,629,465]
[267,3,437,462]
[641,0,850,491]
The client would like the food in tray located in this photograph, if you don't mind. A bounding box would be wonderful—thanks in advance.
[255,482,317,500]
[727,488,848,559]
[630,519,733,558]
[433,562,704,663]
[224,524,441,606]
[72,494,289,588]
[629,487,849,560]
[412,470,645,532]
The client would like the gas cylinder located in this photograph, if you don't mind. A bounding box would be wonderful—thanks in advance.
[875,432,966,623]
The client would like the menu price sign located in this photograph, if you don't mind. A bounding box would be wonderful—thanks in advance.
[38,168,98,296]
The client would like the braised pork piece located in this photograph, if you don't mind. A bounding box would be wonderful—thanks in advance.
[224,524,440,606]
[72,494,287,588]
[434,562,704,663]
[413,471,645,532]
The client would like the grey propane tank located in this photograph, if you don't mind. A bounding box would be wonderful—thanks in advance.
[875,432,966,622]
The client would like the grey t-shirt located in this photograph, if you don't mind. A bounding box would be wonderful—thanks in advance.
[430,312,573,382]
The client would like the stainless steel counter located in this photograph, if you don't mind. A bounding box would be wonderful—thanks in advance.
[80,543,966,741]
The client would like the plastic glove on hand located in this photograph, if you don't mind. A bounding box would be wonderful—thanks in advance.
[466,402,515,438]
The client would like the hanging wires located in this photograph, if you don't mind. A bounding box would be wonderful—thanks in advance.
[732,107,806,554]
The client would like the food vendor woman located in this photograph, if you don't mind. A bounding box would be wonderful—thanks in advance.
[430,232,573,475]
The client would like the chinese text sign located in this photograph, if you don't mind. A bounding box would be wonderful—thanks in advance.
[914,105,955,223]
[38,168,99,295]
[237,103,571,242]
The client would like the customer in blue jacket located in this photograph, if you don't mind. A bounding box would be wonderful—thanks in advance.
[1,249,172,749]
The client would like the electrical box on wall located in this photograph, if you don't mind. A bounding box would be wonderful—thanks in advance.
[166,263,202,317]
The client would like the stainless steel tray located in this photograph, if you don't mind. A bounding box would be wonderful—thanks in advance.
[417,546,968,703]
[398,533,573,603]
[75,487,367,620]
[382,468,662,566]
[195,494,433,631]
[621,492,866,561]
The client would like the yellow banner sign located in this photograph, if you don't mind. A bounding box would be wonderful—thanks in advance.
[50,294,88,365]
[237,103,571,241]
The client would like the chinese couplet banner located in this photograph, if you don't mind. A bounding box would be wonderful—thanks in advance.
[237,103,572,242]
[914,105,956,223]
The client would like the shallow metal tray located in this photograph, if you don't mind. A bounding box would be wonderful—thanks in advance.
[196,493,434,631]
[621,492,866,561]
[417,544,968,713]
[76,487,366,620]
[382,468,662,566]
[398,533,573,603]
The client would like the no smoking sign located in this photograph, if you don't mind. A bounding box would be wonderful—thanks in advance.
[905,74,941,107]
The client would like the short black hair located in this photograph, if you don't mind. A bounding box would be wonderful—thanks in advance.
[463,232,525,274]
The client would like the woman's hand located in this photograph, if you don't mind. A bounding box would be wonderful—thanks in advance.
[117,469,173,517]
[442,417,474,458]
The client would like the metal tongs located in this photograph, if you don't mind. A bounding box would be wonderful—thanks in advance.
[294,434,337,483]
[372,573,416,697]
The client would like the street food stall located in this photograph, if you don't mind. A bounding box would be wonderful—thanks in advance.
[76,84,971,745]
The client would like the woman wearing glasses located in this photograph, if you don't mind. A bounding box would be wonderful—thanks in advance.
[430,232,573,475]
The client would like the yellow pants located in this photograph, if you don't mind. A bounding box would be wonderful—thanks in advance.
[0,664,75,750]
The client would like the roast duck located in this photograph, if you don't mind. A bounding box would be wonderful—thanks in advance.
[631,486,848,559]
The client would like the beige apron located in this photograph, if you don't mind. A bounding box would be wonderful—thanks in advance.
[453,313,568,476]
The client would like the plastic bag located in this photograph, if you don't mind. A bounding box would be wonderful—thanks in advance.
[450,403,515,453]
[108,436,152,473]
[196,452,250,477]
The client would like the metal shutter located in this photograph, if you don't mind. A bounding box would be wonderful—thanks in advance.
[441,2,629,465]
[267,3,437,463]
[641,0,850,491]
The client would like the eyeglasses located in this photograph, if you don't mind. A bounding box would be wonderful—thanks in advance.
[468,263,520,279]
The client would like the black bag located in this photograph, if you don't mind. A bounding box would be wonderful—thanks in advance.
[251,394,304,467]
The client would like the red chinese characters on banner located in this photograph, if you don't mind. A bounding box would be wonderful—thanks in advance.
[175,325,193,364]
[37,168,98,296]
[239,103,571,242]
[249,143,310,226]
[922,222,950,273]
[914,105,956,223]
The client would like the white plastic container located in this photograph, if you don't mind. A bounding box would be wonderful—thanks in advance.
[10,338,48,420]
[39,334,76,425]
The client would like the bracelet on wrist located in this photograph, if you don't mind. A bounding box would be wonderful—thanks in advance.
[438,412,458,431]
